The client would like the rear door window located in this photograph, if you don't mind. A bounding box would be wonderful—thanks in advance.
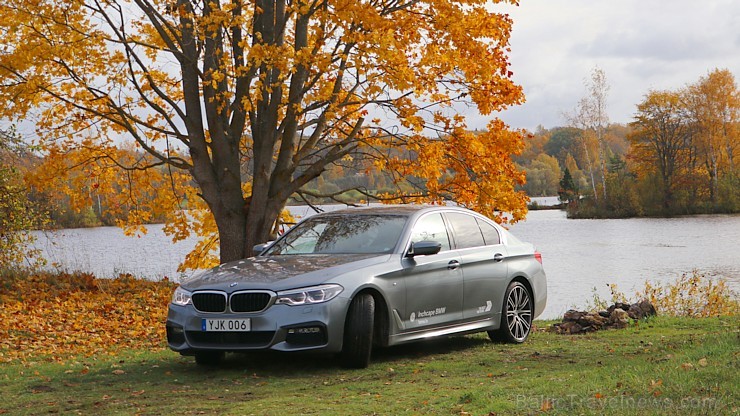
[445,212,485,249]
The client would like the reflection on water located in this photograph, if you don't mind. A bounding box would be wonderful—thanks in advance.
[31,208,739,319]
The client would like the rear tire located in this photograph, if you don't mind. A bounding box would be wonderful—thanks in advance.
[194,351,224,367]
[340,293,375,368]
[488,281,532,343]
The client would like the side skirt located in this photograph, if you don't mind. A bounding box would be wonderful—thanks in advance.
[387,315,500,346]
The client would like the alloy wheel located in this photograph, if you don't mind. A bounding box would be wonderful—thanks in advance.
[505,284,532,342]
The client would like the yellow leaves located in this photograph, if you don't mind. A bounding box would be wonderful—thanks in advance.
[0,0,115,118]
[636,272,739,318]
[380,117,527,224]
[209,70,225,89]
[178,209,220,272]
[0,271,176,364]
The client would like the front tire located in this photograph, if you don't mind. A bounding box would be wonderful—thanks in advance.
[488,281,532,343]
[340,293,375,368]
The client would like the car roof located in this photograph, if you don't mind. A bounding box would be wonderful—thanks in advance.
[312,204,477,217]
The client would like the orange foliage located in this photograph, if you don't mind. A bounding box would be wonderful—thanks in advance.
[0,272,176,364]
[26,142,197,235]
[376,120,529,224]
[1,0,528,265]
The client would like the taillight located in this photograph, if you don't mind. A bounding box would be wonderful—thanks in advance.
[534,251,542,264]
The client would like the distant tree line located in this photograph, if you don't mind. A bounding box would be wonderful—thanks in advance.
[516,68,738,218]
[628,69,738,215]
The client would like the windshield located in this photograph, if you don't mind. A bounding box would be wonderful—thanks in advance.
[265,214,407,255]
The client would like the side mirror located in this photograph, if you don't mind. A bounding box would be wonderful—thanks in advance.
[253,242,273,256]
[407,240,442,257]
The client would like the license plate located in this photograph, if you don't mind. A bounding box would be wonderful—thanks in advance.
[202,318,251,332]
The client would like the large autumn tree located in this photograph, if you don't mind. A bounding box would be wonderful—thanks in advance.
[0,0,527,266]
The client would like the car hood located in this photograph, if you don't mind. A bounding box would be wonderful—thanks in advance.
[180,254,389,292]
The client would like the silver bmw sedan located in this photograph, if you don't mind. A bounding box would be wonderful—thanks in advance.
[166,205,547,368]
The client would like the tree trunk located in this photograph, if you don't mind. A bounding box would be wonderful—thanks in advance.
[581,136,598,200]
[244,196,284,257]
[215,206,247,264]
[662,177,672,210]
[597,130,608,201]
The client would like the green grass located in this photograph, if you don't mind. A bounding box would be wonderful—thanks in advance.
[1,316,738,415]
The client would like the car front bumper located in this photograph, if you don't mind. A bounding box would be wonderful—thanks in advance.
[166,296,351,355]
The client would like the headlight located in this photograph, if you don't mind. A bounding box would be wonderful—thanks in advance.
[275,284,343,306]
[171,286,192,306]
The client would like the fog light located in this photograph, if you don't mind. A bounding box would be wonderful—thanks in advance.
[167,325,186,345]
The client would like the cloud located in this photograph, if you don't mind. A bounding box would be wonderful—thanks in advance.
[479,0,740,131]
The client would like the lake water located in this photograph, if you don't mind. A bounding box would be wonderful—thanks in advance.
[509,210,740,318]
[30,208,739,319]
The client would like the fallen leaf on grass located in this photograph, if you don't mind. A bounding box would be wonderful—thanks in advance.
[0,272,176,364]
[698,358,708,367]
[112,370,125,375]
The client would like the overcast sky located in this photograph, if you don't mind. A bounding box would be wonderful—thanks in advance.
[476,0,740,131]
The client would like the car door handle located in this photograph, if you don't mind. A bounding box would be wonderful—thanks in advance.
[493,253,505,262]
[447,260,460,270]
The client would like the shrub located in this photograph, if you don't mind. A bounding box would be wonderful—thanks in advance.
[588,272,738,317]
[637,271,739,317]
